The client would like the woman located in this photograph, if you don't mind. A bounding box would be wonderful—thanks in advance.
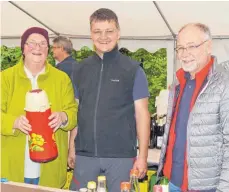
[1,27,77,188]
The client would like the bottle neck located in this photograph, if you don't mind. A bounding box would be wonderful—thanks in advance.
[130,175,138,181]
[130,175,139,191]
[97,180,106,191]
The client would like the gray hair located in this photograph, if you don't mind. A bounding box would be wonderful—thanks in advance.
[52,36,73,54]
[178,23,212,40]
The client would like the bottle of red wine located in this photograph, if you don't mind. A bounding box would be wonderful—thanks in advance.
[155,117,165,149]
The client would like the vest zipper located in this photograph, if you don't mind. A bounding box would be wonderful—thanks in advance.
[94,61,104,156]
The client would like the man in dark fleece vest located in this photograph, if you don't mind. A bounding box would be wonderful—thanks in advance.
[69,8,150,192]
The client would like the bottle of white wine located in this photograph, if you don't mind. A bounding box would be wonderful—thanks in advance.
[97,176,107,192]
[156,116,165,149]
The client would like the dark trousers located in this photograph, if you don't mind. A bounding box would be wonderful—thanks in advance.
[70,155,135,192]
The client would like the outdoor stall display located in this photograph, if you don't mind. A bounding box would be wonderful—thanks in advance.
[149,90,169,149]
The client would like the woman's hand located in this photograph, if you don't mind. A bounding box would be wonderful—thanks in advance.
[48,112,68,132]
[13,115,32,134]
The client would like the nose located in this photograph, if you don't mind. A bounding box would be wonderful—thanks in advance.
[181,48,189,58]
[34,43,42,51]
[100,31,109,40]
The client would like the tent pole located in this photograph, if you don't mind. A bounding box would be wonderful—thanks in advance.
[153,1,177,87]
[173,38,177,83]
[9,1,60,36]
[153,1,176,39]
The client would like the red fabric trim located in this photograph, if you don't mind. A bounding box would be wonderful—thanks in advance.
[164,57,214,191]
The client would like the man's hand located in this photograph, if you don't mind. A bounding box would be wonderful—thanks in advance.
[133,157,148,179]
[13,115,32,134]
[48,112,67,132]
[68,147,76,169]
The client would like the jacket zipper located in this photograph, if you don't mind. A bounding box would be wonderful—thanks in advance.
[94,61,104,156]
[186,79,210,189]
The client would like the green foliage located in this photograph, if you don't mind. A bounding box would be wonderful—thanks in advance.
[120,48,167,113]
[74,46,95,62]
[47,48,56,66]
[0,46,22,70]
[0,46,167,113]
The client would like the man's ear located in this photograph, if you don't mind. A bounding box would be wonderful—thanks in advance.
[61,46,65,52]
[117,29,121,40]
[207,40,212,54]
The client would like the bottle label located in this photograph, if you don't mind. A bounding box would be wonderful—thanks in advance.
[157,136,163,148]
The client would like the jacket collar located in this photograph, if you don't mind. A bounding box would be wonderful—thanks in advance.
[175,55,216,87]
[56,55,73,67]
[94,45,120,64]
[17,57,51,80]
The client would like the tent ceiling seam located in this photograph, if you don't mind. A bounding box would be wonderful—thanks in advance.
[9,1,60,36]
[2,35,229,40]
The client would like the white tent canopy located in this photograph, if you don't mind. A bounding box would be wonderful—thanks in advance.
[1,1,229,85]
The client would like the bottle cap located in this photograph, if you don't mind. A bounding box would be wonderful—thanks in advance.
[79,188,87,192]
[98,175,106,181]
[130,169,139,176]
[1,178,8,182]
[153,185,163,192]
[120,182,131,190]
[87,181,96,189]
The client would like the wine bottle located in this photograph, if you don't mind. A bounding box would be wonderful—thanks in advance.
[155,117,165,149]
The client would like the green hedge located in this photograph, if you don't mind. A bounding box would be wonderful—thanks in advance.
[0,46,167,113]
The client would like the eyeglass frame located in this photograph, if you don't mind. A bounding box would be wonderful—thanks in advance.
[91,29,117,37]
[52,46,62,49]
[25,41,49,49]
[175,39,209,56]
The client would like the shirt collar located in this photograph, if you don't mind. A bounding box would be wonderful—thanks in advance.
[184,72,191,80]
[176,56,214,85]
[94,45,120,63]
[24,65,45,79]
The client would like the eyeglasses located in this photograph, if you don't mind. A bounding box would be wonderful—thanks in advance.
[25,41,48,49]
[52,46,61,49]
[92,29,116,37]
[176,39,209,55]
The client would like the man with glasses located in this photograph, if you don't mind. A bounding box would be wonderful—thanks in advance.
[157,23,229,191]
[52,36,79,78]
[69,8,150,192]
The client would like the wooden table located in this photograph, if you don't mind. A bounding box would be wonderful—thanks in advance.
[1,149,161,192]
[1,181,75,192]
